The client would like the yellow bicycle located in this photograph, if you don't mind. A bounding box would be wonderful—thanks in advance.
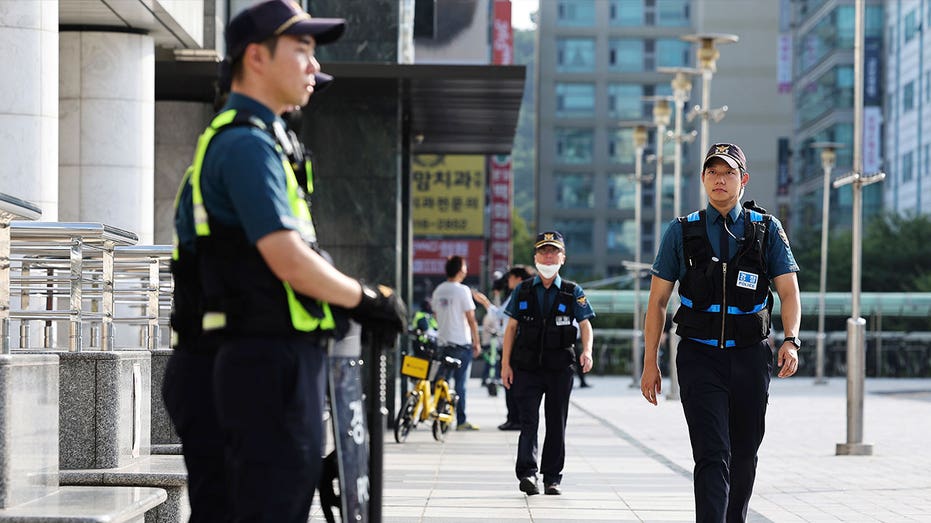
[394,335,462,443]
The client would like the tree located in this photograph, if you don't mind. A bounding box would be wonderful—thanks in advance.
[511,207,534,267]
[793,213,931,293]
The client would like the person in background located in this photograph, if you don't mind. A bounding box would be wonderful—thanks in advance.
[432,255,482,431]
[473,264,534,430]
[501,233,595,496]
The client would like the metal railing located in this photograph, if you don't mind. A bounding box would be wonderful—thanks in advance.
[3,220,172,353]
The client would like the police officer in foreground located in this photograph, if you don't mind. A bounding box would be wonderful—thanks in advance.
[167,2,405,521]
[641,143,801,523]
[501,232,595,496]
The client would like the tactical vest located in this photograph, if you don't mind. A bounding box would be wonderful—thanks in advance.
[510,279,579,371]
[186,109,336,338]
[673,208,773,348]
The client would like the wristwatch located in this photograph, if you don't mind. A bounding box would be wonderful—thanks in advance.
[783,336,801,349]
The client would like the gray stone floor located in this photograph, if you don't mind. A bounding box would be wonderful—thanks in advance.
[309,375,931,522]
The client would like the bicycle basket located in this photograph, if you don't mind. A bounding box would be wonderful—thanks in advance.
[401,354,430,380]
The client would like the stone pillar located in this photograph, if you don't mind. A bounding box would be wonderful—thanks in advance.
[0,1,59,218]
[60,31,155,243]
[154,101,214,245]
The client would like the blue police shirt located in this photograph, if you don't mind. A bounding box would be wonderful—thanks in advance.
[651,203,800,283]
[504,274,596,322]
[198,93,298,245]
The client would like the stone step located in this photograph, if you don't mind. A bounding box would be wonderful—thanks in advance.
[0,486,166,522]
[60,456,188,523]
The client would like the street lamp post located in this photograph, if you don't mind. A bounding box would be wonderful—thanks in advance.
[810,142,845,385]
[682,33,738,205]
[657,67,698,401]
[629,124,650,387]
[833,0,883,456]
[643,96,673,255]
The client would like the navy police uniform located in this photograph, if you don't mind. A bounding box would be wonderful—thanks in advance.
[652,200,799,522]
[505,274,595,487]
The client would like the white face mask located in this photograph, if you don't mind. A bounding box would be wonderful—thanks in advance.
[535,263,561,279]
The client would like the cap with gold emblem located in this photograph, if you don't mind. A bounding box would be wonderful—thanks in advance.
[226,0,346,62]
[535,231,565,252]
[703,143,747,172]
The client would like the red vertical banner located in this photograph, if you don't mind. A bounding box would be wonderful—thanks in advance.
[489,155,512,273]
[490,1,514,276]
[493,0,513,66]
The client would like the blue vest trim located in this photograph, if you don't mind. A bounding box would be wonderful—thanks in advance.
[748,210,764,222]
[690,337,737,348]
[726,296,769,315]
[686,211,701,222]
[519,301,528,310]
[681,295,768,315]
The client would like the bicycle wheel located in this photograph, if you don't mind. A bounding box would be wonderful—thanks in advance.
[394,393,418,443]
[432,398,453,442]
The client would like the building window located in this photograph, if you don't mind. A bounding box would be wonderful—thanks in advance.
[606,220,637,255]
[555,83,595,117]
[555,128,594,164]
[609,39,645,72]
[902,150,914,182]
[656,0,690,27]
[557,38,596,72]
[926,71,930,102]
[607,174,637,210]
[607,83,645,119]
[554,219,593,254]
[904,81,915,112]
[554,173,595,208]
[610,0,643,26]
[608,128,636,164]
[557,0,596,27]
[656,39,691,67]
[905,10,919,43]
[925,144,930,177]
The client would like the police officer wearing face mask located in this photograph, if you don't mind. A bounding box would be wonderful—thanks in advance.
[641,143,801,523]
[501,231,596,497]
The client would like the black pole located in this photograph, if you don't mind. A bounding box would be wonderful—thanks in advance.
[366,337,385,523]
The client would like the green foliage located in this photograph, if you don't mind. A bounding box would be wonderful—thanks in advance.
[794,213,931,293]
[511,208,534,266]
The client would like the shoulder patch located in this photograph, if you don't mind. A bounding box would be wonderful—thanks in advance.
[778,227,790,248]
[576,295,587,307]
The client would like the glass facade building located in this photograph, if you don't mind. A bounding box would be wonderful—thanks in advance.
[536,0,695,280]
[790,0,885,234]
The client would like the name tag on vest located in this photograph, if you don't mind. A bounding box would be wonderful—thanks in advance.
[555,315,572,326]
[736,271,759,290]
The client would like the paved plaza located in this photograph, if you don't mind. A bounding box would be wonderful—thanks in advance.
[312,374,931,522]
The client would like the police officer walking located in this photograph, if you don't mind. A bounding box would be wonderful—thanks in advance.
[641,143,801,523]
[501,232,595,496]
[167,2,405,521]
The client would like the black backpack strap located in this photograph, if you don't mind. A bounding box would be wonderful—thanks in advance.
[678,210,709,268]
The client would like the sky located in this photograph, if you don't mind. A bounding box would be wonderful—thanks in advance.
[510,0,539,30]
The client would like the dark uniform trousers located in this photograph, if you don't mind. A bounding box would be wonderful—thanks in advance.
[677,338,773,523]
[213,335,327,523]
[162,345,230,523]
[512,366,574,486]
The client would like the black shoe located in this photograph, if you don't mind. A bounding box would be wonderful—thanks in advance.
[544,484,561,495]
[580,382,591,388]
[497,421,520,431]
[519,477,539,496]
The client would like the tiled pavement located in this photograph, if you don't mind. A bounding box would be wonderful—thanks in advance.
[311,375,931,522]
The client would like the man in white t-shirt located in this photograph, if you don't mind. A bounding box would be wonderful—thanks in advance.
[431,255,482,430]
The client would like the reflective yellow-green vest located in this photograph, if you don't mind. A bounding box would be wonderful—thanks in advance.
[188,109,335,336]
